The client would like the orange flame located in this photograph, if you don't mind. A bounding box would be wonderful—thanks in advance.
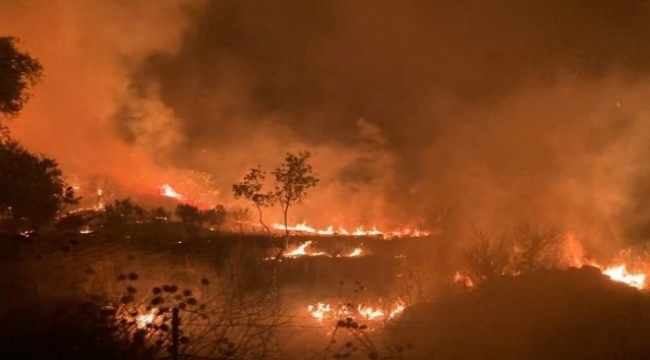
[284,241,328,258]
[601,265,646,289]
[272,222,429,239]
[159,184,183,200]
[270,241,365,259]
[306,299,407,323]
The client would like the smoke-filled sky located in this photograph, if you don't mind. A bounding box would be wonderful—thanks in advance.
[3,0,650,244]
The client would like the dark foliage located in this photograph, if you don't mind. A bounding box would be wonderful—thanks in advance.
[0,36,42,118]
[0,140,78,227]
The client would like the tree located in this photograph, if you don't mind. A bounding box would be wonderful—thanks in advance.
[201,204,227,230]
[0,36,43,119]
[150,206,170,221]
[232,167,276,235]
[103,198,145,225]
[271,151,319,237]
[0,140,78,227]
[175,203,202,235]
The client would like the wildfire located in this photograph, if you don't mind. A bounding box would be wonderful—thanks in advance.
[135,310,157,329]
[601,265,646,289]
[159,184,183,200]
[272,222,429,239]
[306,299,407,324]
[453,233,649,290]
[285,241,328,258]
[269,241,365,260]
[307,303,332,321]
[346,247,363,257]
[564,235,647,289]
[453,271,475,288]
[574,259,647,290]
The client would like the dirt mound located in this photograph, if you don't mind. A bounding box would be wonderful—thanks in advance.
[394,266,650,360]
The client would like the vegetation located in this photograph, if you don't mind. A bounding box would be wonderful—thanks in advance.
[4,31,650,360]
[232,166,276,235]
[272,151,319,237]
[232,151,319,251]
[462,224,566,286]
[0,36,76,229]
[0,36,43,119]
[0,140,78,228]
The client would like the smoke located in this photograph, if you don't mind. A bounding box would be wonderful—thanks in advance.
[4,1,650,246]
[0,0,202,194]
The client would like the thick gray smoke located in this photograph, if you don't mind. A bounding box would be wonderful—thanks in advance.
[5,1,650,245]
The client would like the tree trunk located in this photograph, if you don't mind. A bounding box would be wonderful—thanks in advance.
[255,204,270,236]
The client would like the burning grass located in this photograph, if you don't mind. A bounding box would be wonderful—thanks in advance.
[455,227,650,290]
[6,223,650,359]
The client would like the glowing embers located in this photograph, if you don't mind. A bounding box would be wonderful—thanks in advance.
[306,298,407,324]
[272,221,429,239]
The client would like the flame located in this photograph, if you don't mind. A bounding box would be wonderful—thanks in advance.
[564,235,647,289]
[454,271,475,288]
[272,222,429,239]
[601,265,646,289]
[284,241,328,258]
[265,241,365,259]
[306,299,407,323]
[159,184,183,200]
[357,305,386,320]
[346,247,363,257]
[135,310,156,329]
[307,303,332,321]
[453,233,648,290]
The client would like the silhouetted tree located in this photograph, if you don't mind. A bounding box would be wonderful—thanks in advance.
[201,204,227,229]
[0,36,43,119]
[272,151,319,238]
[175,203,200,223]
[232,167,276,235]
[175,203,203,236]
[0,140,78,227]
[150,206,170,221]
[104,198,145,225]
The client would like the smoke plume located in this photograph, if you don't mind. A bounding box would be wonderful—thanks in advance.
[4,1,650,246]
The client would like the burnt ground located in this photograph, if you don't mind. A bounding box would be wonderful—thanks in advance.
[396,266,650,360]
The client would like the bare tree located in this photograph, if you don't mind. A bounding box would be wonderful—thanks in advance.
[232,167,276,235]
[271,151,319,238]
